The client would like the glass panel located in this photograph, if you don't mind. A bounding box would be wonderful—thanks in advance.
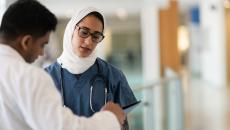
[127,76,184,130]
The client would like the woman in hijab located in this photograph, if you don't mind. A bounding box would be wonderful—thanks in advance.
[45,7,137,129]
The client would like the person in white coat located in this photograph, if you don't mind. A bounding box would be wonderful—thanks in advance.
[0,0,125,130]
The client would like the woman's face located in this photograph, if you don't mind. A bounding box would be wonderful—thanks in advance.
[72,15,103,57]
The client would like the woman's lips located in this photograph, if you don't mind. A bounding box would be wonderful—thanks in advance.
[80,46,91,52]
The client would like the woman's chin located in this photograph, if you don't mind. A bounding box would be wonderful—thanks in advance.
[78,52,91,58]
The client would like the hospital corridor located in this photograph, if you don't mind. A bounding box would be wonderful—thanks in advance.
[1,0,230,130]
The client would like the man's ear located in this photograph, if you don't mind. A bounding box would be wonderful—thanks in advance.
[20,35,33,51]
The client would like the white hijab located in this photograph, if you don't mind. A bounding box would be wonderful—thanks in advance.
[57,7,104,74]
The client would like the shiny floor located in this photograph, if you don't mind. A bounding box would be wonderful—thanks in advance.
[184,78,230,130]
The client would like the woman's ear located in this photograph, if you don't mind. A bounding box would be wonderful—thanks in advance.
[20,35,33,51]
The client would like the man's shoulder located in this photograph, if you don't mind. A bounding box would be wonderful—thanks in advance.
[13,61,51,80]
[30,64,51,78]
[1,58,52,86]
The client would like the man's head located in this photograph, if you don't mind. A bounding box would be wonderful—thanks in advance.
[0,0,57,63]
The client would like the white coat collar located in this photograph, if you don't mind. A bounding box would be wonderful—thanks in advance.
[0,43,25,62]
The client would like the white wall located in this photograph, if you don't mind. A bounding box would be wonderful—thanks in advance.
[0,0,17,24]
[200,0,227,87]
[0,0,6,24]
[141,1,169,130]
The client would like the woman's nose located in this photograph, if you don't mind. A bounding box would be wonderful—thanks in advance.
[84,35,94,45]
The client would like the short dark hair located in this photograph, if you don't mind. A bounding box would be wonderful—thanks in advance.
[0,0,57,40]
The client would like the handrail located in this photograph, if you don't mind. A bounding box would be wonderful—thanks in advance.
[129,73,184,130]
[132,75,181,92]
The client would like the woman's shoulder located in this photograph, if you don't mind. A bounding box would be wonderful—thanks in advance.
[44,61,61,77]
[97,58,124,77]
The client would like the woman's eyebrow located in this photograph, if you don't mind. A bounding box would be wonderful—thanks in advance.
[78,25,102,33]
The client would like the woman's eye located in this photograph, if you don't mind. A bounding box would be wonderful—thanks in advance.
[81,30,88,35]
[93,35,100,39]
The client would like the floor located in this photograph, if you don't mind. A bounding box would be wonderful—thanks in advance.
[184,78,230,130]
[127,69,230,130]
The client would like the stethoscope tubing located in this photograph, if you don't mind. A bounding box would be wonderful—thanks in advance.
[59,59,108,112]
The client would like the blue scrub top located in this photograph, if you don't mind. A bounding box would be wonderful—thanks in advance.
[45,58,137,117]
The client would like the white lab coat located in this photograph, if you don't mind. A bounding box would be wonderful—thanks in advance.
[0,44,120,130]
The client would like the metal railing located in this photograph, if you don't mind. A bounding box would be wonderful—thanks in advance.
[128,75,184,130]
